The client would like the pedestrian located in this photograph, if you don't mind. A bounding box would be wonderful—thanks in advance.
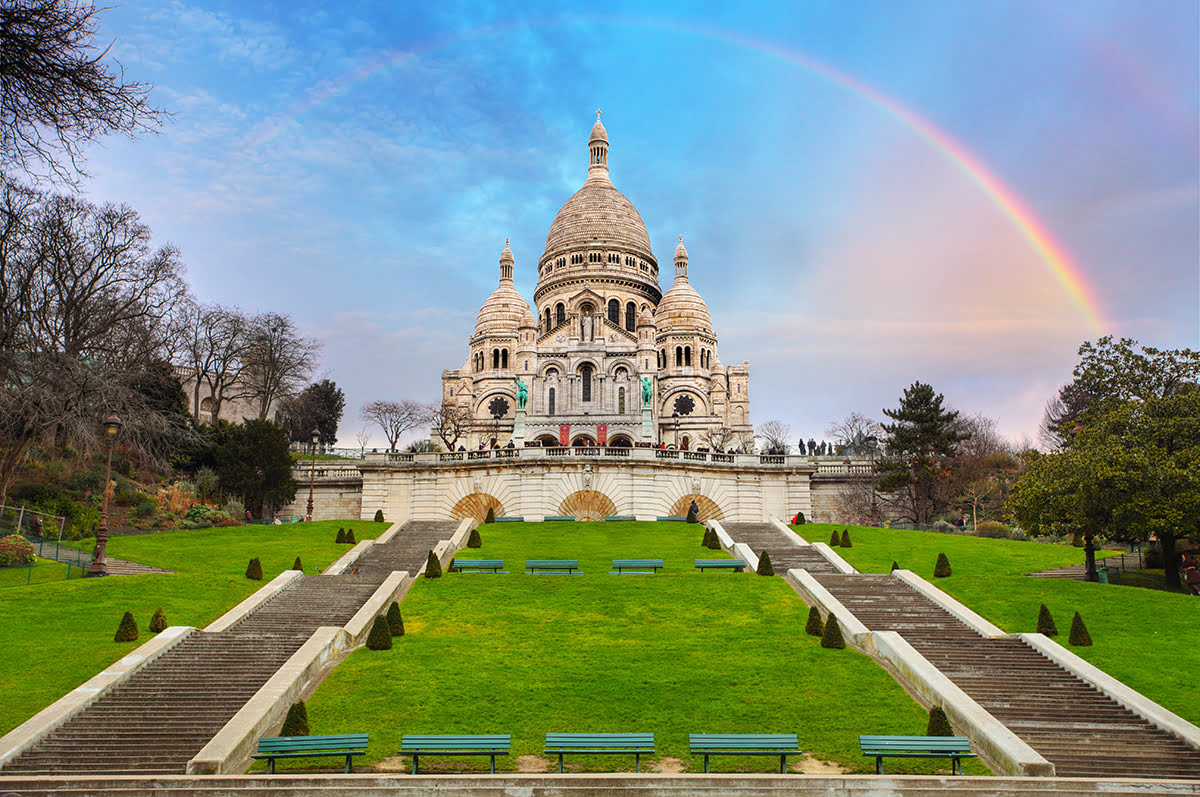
[1184,554,1200,596]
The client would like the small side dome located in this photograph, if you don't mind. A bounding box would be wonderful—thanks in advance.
[637,307,655,326]
[657,280,712,332]
[590,112,608,145]
[674,235,688,262]
[475,239,533,336]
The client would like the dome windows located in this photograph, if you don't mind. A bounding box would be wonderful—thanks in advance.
[625,302,636,331]
[607,299,620,325]
[556,303,566,326]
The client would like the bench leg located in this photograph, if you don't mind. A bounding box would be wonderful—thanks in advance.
[267,758,274,775]
[875,755,882,775]
[704,754,710,774]
[344,754,351,774]
[558,753,564,773]
[490,754,495,774]
[411,754,418,775]
[780,754,786,774]
[635,753,640,773]
[953,756,961,776]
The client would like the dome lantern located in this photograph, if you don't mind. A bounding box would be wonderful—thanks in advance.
[674,235,689,281]
[499,238,514,283]
[588,110,608,178]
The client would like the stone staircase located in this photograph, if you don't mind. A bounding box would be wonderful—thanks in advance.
[720,522,839,574]
[1,520,461,777]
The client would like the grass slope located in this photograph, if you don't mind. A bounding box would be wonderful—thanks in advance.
[797,523,1200,725]
[0,519,388,736]
[305,521,979,775]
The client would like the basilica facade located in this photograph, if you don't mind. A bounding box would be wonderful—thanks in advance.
[439,115,751,449]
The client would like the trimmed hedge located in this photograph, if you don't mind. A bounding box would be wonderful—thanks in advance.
[149,607,167,633]
[926,706,953,736]
[387,601,405,636]
[840,529,852,548]
[821,614,846,649]
[424,550,442,579]
[933,553,952,578]
[336,528,346,544]
[0,535,35,567]
[114,611,139,642]
[246,557,263,580]
[374,509,385,523]
[805,606,825,637]
[366,615,393,650]
[829,530,840,547]
[485,506,496,524]
[280,700,310,736]
[292,556,303,572]
[345,529,356,544]
[467,527,482,548]
[1037,604,1058,636]
[757,550,775,576]
[1069,612,1092,646]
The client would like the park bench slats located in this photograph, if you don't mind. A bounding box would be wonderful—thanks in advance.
[859,735,975,775]
[399,734,511,774]
[543,515,575,521]
[252,733,368,774]
[604,515,636,521]
[689,733,802,773]
[495,516,524,522]
[656,515,687,521]
[525,559,580,574]
[449,559,506,573]
[544,732,654,772]
[611,559,663,574]
[694,559,745,572]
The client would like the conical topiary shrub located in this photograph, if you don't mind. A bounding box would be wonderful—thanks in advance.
[467,527,482,548]
[757,550,775,576]
[366,615,392,650]
[424,550,443,579]
[805,606,825,637]
[149,607,167,633]
[246,557,263,580]
[346,529,356,544]
[336,528,346,543]
[891,561,900,572]
[280,700,309,736]
[702,527,719,549]
[686,503,699,523]
[1037,604,1058,636]
[821,614,846,649]
[829,530,840,546]
[1069,612,1092,646]
[926,706,953,736]
[933,553,952,578]
[484,506,496,524]
[386,601,405,636]
[840,529,852,548]
[374,509,385,523]
[292,556,303,572]
[114,611,139,642]
[793,511,806,525]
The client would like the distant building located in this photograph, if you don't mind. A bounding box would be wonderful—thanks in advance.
[175,366,282,426]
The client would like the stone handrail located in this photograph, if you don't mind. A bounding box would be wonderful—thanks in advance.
[354,448,871,471]
[290,466,362,481]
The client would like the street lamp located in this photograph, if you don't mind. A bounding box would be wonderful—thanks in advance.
[87,413,122,577]
[306,428,318,522]
[672,412,680,449]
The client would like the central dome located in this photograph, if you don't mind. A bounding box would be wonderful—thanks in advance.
[542,180,654,263]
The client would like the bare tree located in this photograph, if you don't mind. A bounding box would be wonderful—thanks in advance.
[361,400,429,452]
[947,413,1019,529]
[826,412,884,456]
[755,420,791,454]
[354,425,370,455]
[241,312,320,420]
[174,303,252,422]
[430,402,472,450]
[702,425,740,451]
[1,0,164,184]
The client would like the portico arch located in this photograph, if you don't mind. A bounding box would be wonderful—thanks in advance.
[559,490,617,521]
[670,494,724,522]
[451,493,505,523]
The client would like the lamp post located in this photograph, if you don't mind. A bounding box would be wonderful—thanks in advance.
[672,412,680,449]
[305,428,318,522]
[87,413,122,577]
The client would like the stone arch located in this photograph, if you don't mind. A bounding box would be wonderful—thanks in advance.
[608,434,633,447]
[534,434,559,446]
[570,434,596,446]
[559,490,617,521]
[670,494,724,522]
[451,493,505,523]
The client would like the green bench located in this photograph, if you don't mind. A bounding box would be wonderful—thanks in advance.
[689,733,802,773]
[611,559,664,574]
[398,733,511,774]
[252,733,368,773]
[544,732,654,772]
[859,735,976,775]
[526,559,580,574]
[604,515,636,521]
[694,558,745,572]
[495,516,524,522]
[449,559,506,573]
[656,515,687,521]
[543,515,575,521]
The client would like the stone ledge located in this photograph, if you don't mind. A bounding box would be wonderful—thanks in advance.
[0,626,195,769]
[344,572,411,647]
[784,569,871,647]
[811,542,856,574]
[205,570,302,633]
[325,541,372,576]
[769,516,809,545]
[893,570,1005,637]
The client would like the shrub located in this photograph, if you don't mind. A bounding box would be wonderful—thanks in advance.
[701,527,719,549]
[280,700,309,736]
[292,556,303,572]
[926,706,953,736]
[485,506,496,524]
[345,529,356,544]
[686,503,698,523]
[366,615,393,650]
[821,614,846,649]
[148,607,167,633]
[386,601,405,636]
[829,530,840,546]
[374,509,385,523]
[891,560,900,572]
[129,500,157,521]
[246,557,263,580]
[224,499,245,521]
[114,611,139,642]
[467,527,482,548]
[0,535,35,567]
[757,550,775,576]
[1036,604,1057,636]
[840,529,852,548]
[805,606,824,636]
[1069,612,1092,646]
[335,528,346,544]
[424,550,442,579]
[933,553,952,578]
[975,519,1011,539]
[792,511,806,525]
[932,520,955,533]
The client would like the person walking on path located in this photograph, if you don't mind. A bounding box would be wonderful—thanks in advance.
[1183,554,1200,596]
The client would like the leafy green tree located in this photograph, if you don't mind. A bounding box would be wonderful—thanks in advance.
[876,382,968,525]
[211,419,297,517]
[281,379,345,446]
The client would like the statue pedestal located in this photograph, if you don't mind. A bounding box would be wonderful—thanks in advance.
[641,407,655,443]
[513,408,527,445]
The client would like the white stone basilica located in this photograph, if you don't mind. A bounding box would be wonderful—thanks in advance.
[439,115,752,449]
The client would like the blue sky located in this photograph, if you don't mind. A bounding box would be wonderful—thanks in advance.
[80,1,1198,447]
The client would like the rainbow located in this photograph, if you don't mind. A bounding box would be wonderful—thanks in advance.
[240,16,1110,334]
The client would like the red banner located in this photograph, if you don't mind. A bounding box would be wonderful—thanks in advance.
[559,424,570,445]
[596,424,607,445]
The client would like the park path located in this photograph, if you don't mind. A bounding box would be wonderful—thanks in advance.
[722,522,1200,780]
[1,520,458,777]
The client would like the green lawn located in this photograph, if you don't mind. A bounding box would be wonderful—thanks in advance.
[303,521,982,775]
[795,523,1200,726]
[0,519,388,736]
[0,557,73,588]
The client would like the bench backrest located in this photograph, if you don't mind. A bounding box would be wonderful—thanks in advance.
[612,559,664,567]
[453,560,503,567]
[257,734,368,753]
[694,559,746,567]
[526,559,578,567]
[859,735,971,752]
[605,515,636,521]
[399,734,510,751]
[689,733,798,750]
[545,732,654,749]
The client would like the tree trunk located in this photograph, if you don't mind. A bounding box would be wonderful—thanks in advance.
[1162,533,1181,590]
[1083,531,1098,582]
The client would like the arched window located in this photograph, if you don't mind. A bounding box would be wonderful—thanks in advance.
[556,303,565,326]
[675,347,683,367]
[618,387,625,414]
[625,301,636,331]
[492,349,500,369]
[548,387,555,416]
[608,299,620,325]
[501,350,508,369]
[581,364,593,402]
[685,347,692,366]
[545,308,552,331]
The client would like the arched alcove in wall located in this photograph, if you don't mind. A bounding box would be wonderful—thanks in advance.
[558,490,617,521]
[670,494,724,522]
[451,493,505,523]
